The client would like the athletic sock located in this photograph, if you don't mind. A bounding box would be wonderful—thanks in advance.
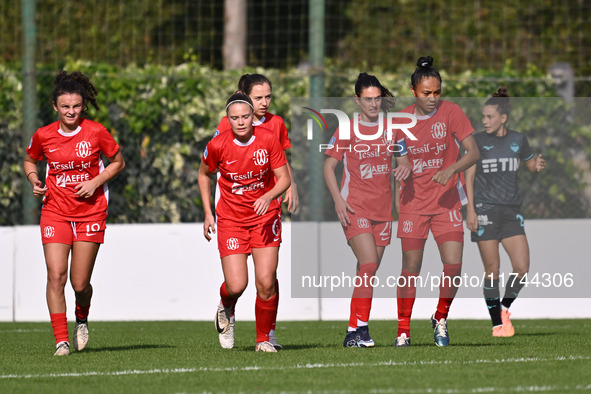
[75,303,90,324]
[351,263,378,323]
[501,275,526,309]
[255,293,277,343]
[435,263,462,321]
[269,279,279,336]
[483,278,502,326]
[220,282,238,316]
[397,269,419,337]
[50,313,69,345]
[348,298,357,330]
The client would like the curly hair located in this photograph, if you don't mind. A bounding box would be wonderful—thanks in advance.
[51,71,99,115]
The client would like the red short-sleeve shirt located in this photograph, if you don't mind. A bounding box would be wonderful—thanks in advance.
[203,126,287,226]
[26,119,120,221]
[398,100,474,215]
[325,117,407,221]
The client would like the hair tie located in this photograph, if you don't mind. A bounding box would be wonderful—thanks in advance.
[421,62,429,67]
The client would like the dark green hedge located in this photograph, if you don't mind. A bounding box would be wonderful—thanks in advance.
[1,60,590,225]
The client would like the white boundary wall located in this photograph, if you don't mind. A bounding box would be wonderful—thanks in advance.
[1,220,589,322]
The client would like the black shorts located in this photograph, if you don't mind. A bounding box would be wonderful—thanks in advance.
[470,204,526,242]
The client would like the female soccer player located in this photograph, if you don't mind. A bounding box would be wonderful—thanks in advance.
[465,88,546,337]
[24,71,125,356]
[324,73,411,347]
[198,92,290,353]
[215,73,296,349]
[216,74,298,212]
[394,56,479,347]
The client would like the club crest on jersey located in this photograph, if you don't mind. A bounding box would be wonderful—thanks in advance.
[75,141,92,158]
[402,220,413,233]
[43,226,55,238]
[252,149,269,166]
[430,122,447,139]
[226,238,239,250]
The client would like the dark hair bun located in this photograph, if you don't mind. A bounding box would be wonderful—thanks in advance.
[492,87,509,98]
[417,56,434,68]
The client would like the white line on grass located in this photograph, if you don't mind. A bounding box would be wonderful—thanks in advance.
[371,384,591,393]
[1,355,589,381]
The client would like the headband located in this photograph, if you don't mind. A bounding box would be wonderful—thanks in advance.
[226,99,254,112]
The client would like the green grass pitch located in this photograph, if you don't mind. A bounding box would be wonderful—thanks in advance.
[1,319,590,393]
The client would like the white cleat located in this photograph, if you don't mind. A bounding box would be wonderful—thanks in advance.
[73,321,89,351]
[54,341,70,356]
[255,341,277,353]
[215,301,235,349]
[394,333,411,347]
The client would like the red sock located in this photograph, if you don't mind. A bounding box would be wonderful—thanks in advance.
[220,282,238,315]
[348,298,357,329]
[351,263,378,323]
[75,303,90,322]
[270,279,279,333]
[435,263,462,321]
[397,269,419,337]
[50,313,69,344]
[255,293,277,343]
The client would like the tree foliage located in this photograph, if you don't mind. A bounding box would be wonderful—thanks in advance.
[2,60,590,225]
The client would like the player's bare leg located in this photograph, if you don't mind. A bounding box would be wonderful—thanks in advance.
[44,243,72,355]
[70,241,100,351]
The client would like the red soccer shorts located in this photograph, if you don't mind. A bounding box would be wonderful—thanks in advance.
[397,208,464,251]
[217,212,282,258]
[40,213,106,245]
[342,211,392,247]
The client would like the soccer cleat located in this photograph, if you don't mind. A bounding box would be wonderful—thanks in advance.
[356,326,375,348]
[430,314,450,347]
[54,341,70,356]
[492,325,509,337]
[343,330,359,347]
[500,310,515,337]
[394,333,411,347]
[73,321,89,351]
[215,301,235,349]
[255,341,277,353]
[268,333,283,350]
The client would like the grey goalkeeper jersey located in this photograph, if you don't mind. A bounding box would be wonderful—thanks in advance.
[473,129,534,207]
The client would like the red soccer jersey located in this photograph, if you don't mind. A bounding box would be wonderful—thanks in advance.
[325,117,406,221]
[398,100,474,215]
[203,126,287,225]
[216,112,291,150]
[26,119,120,221]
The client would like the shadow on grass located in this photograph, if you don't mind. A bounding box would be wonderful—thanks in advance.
[84,344,175,353]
